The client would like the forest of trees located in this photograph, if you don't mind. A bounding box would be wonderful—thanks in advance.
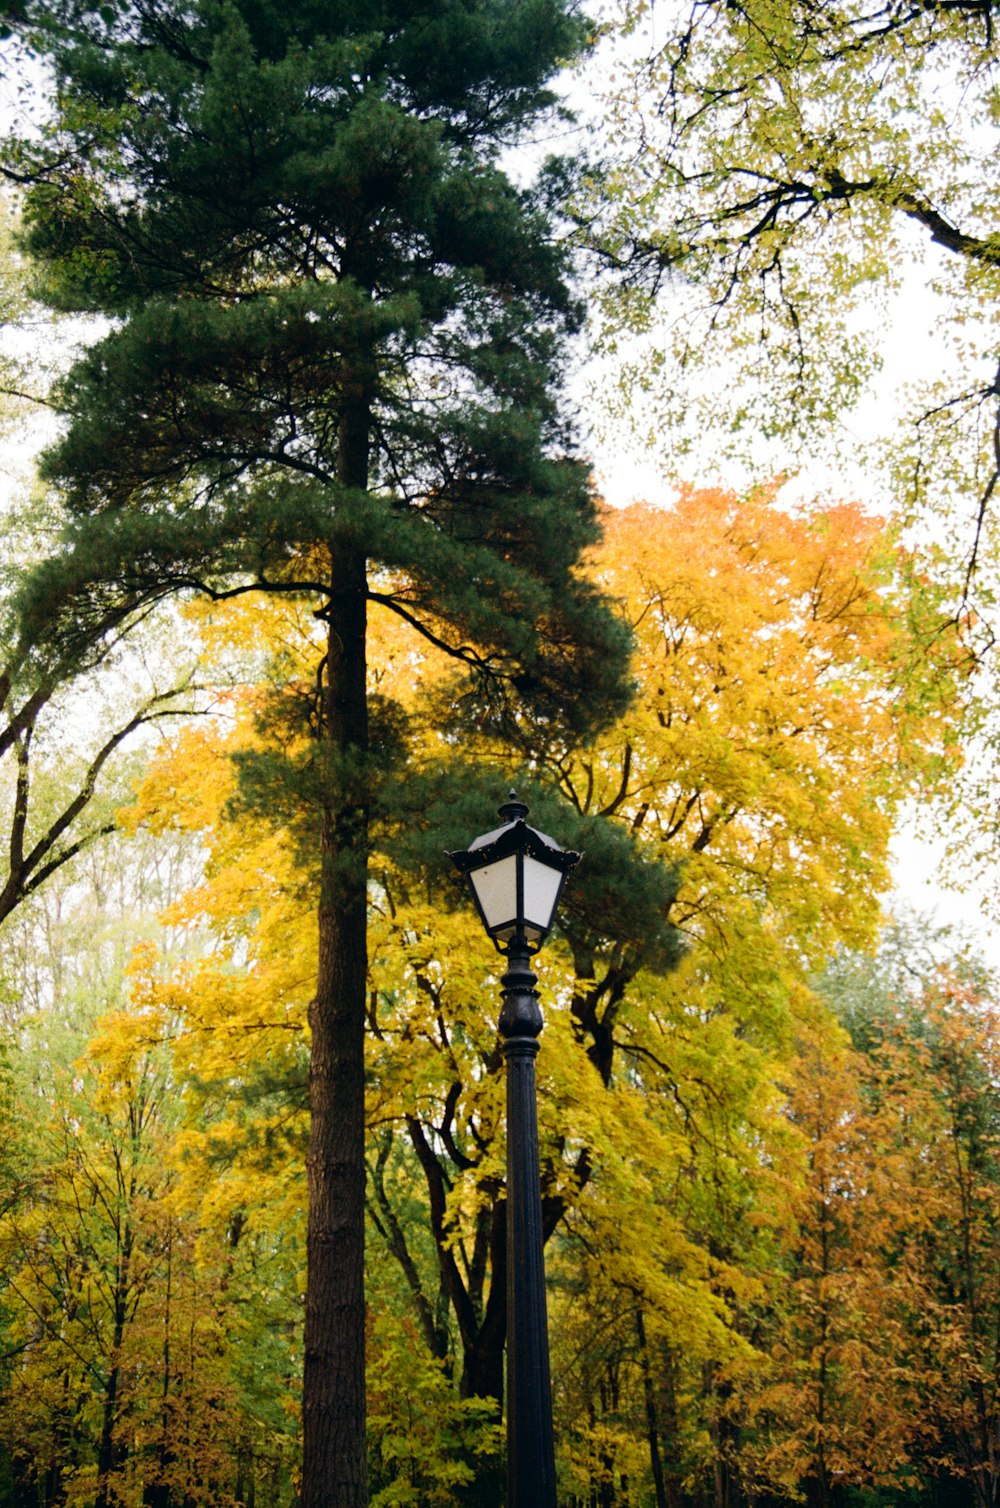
[0,1,998,1506]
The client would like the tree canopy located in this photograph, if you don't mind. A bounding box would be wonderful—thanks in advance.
[586,0,1000,535]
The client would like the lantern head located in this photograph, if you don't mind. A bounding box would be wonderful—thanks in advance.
[450,791,581,953]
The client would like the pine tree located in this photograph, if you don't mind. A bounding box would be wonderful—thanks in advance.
[4,2,631,1500]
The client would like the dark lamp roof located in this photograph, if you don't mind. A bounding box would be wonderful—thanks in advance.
[452,815,580,876]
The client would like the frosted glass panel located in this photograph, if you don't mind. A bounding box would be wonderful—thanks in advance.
[469,854,518,935]
[522,855,563,938]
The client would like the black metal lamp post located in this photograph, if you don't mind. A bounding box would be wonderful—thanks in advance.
[450,791,580,1508]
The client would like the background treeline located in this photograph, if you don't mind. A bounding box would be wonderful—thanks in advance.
[0,487,990,1508]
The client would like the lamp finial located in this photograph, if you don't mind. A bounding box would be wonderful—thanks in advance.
[499,788,529,823]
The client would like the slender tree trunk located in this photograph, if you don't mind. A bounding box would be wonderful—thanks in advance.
[95,1363,123,1508]
[10,1451,34,1508]
[810,1193,832,1508]
[458,1202,507,1404]
[455,1199,506,1508]
[95,1360,122,1508]
[636,1307,669,1508]
[144,1226,174,1508]
[96,1224,134,1508]
[301,387,371,1505]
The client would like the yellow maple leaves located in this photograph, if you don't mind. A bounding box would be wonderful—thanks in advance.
[585,487,960,954]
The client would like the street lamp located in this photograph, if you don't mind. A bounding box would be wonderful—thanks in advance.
[450,790,580,1508]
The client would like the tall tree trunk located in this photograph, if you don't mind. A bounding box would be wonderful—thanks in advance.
[301,389,371,1506]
